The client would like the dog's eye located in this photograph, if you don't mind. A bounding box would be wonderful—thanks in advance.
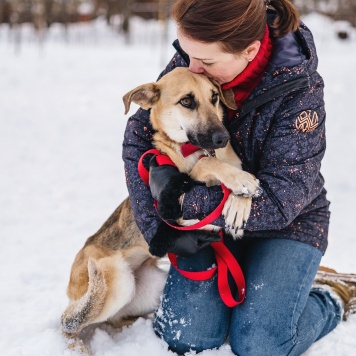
[212,92,219,105]
[180,97,194,108]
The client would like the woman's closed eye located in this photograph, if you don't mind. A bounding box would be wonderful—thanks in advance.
[202,61,214,67]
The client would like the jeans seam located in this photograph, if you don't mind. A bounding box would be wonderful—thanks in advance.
[289,250,320,344]
[286,316,330,356]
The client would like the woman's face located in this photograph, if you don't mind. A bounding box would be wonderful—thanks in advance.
[177,29,253,85]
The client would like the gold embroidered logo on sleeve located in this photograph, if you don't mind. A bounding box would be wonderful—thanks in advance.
[295,110,319,132]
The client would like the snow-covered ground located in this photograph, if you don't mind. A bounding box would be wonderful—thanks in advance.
[0,13,355,356]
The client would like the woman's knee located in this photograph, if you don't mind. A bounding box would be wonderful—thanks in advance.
[152,247,231,353]
[230,321,294,356]
[153,314,226,355]
[229,239,323,355]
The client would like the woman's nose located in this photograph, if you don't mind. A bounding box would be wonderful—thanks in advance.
[188,59,204,74]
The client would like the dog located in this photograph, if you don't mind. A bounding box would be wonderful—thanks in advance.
[61,67,261,353]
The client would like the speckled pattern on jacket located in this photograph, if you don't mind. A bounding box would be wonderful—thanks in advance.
[122,18,330,254]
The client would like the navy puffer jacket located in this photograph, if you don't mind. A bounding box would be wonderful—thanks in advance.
[122,18,330,254]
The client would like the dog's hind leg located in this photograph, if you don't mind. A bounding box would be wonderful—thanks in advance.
[107,255,168,328]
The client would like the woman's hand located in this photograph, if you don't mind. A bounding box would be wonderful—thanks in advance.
[149,222,221,257]
[149,155,200,221]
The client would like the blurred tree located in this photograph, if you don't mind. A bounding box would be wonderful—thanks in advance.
[295,0,356,27]
[0,0,171,26]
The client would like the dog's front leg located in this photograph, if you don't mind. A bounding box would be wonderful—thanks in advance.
[222,194,252,239]
[214,142,243,169]
[190,157,260,197]
[177,217,221,232]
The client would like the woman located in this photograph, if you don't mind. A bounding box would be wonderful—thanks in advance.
[122,0,356,354]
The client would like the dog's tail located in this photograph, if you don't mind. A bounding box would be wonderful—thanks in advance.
[61,258,106,334]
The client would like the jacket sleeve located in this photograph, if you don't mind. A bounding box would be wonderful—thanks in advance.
[122,52,186,243]
[181,81,327,231]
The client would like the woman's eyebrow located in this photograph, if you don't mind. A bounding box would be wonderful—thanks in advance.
[192,57,214,61]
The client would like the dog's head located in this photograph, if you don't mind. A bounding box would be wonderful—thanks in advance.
[123,67,237,150]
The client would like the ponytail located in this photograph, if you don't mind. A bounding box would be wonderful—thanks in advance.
[268,0,300,36]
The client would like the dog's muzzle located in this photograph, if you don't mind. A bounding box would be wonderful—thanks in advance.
[188,127,230,150]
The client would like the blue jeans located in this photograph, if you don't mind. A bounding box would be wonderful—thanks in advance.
[153,238,342,356]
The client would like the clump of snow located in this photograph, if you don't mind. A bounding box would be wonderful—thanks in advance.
[0,14,356,356]
[241,186,249,196]
[252,283,265,291]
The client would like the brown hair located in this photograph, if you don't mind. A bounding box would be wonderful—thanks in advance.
[171,0,300,54]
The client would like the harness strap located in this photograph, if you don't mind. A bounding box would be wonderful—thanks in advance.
[138,148,246,307]
[138,148,170,186]
[162,183,230,231]
[180,142,201,157]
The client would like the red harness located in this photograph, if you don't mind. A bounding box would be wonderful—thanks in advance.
[138,147,246,307]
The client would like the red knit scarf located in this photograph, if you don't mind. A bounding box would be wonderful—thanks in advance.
[221,26,273,113]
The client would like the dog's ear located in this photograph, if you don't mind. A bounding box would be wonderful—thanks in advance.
[210,79,237,110]
[123,83,160,114]
[220,88,237,111]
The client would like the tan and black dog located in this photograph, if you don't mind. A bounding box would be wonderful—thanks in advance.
[61,67,261,352]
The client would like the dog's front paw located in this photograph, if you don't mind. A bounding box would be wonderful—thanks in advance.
[235,172,261,197]
[157,195,183,221]
[222,193,252,238]
[223,171,261,198]
[225,226,245,239]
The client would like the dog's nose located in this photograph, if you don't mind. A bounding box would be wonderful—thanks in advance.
[212,131,230,147]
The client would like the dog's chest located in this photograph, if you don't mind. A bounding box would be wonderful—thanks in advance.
[182,150,216,174]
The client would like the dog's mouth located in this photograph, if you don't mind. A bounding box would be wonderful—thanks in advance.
[187,129,230,150]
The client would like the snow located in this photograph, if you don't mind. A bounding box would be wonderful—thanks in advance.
[0,13,356,356]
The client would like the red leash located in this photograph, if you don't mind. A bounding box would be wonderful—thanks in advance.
[168,239,245,307]
[138,148,246,307]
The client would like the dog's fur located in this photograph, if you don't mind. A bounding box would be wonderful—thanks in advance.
[61,67,260,352]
